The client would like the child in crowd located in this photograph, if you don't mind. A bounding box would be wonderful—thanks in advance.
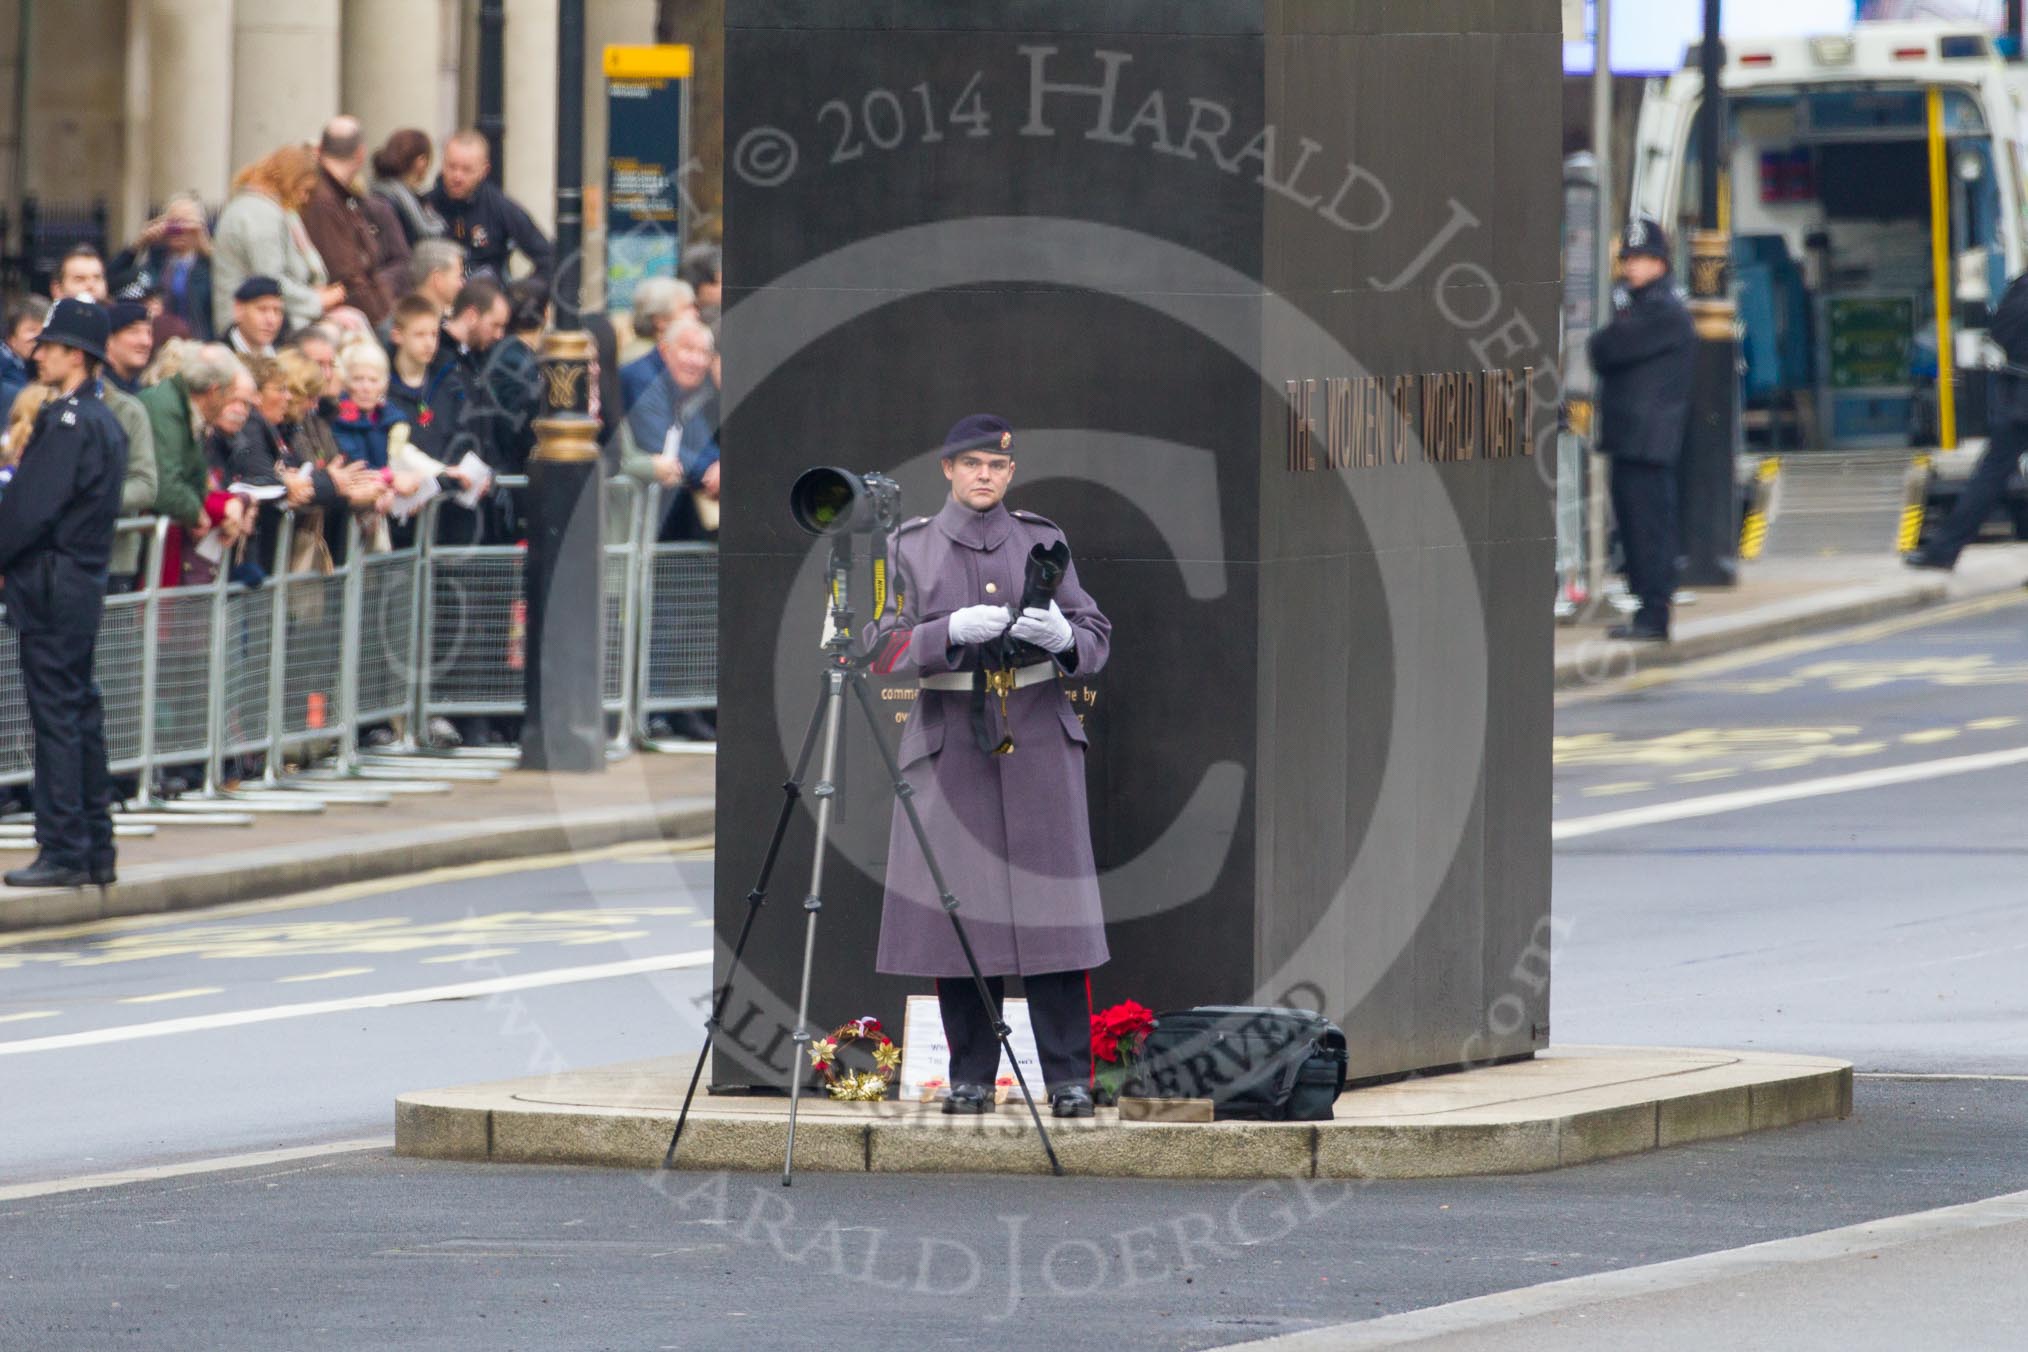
[385,294,470,463]
[330,340,403,469]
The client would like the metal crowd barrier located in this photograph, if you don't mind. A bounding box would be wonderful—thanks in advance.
[0,475,719,836]
[635,485,720,739]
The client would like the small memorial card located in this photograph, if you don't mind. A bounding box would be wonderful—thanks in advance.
[897,993,1047,1103]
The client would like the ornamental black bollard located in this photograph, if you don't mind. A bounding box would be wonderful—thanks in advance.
[521,331,606,772]
[521,0,605,773]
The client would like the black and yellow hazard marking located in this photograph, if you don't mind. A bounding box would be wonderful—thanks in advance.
[1898,451,1932,553]
[1739,457,1778,560]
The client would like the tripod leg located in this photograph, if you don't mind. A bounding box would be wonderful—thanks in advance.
[847,671,1064,1177]
[664,671,831,1169]
[781,667,850,1186]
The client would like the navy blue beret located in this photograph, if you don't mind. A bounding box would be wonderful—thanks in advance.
[941,413,1013,459]
[234,275,283,303]
[106,301,150,334]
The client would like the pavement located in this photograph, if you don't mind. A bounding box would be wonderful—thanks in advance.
[0,748,716,933]
[394,1044,1852,1179]
[1553,541,2028,690]
[1238,1186,2028,1350]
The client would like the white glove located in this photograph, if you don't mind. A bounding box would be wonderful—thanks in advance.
[1008,601,1074,654]
[947,603,1013,645]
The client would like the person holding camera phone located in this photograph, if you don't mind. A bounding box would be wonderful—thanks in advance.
[110,195,214,339]
[863,414,1113,1119]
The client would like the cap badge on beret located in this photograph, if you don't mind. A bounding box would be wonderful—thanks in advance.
[940,413,1015,458]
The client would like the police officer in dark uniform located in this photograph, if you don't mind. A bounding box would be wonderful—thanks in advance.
[1588,216,1697,642]
[1907,268,2028,571]
[0,299,129,888]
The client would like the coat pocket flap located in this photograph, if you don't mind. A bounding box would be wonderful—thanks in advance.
[898,702,945,769]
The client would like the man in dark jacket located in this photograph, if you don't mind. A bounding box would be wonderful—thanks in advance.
[625,317,720,542]
[0,300,129,887]
[301,116,401,326]
[1588,216,1696,641]
[1907,271,2028,571]
[424,130,555,287]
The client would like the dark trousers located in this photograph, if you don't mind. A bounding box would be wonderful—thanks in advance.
[938,969,1093,1092]
[1925,416,2028,566]
[20,627,114,869]
[1610,459,1679,628]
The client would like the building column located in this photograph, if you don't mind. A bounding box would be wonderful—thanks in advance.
[21,0,129,228]
[146,0,235,208]
[121,0,151,240]
[503,0,558,237]
[230,0,339,172]
[436,0,462,143]
[340,0,443,152]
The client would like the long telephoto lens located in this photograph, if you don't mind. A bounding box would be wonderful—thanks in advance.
[790,466,865,535]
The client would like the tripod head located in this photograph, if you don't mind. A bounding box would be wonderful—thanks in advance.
[793,468,905,663]
[819,533,872,666]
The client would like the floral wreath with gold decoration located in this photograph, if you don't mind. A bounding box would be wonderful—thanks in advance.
[807,1015,902,1101]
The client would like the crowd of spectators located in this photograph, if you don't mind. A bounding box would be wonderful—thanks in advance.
[0,114,727,757]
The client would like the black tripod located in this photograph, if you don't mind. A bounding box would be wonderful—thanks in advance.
[663,537,1062,1184]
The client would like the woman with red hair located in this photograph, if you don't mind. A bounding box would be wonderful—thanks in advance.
[210,144,346,336]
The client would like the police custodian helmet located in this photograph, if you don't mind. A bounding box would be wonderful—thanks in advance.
[1618,215,1673,264]
[34,297,110,363]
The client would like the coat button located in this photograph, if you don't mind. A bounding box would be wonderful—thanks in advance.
[984,582,997,594]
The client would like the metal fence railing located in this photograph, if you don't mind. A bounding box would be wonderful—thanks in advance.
[0,475,719,824]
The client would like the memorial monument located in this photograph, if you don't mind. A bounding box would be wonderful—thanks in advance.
[710,0,1562,1091]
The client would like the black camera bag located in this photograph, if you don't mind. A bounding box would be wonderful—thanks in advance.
[1126,1006,1348,1121]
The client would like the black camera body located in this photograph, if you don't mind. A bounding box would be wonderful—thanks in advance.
[990,539,1071,668]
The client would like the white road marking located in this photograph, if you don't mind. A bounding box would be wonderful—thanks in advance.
[0,1010,58,1024]
[0,951,712,1058]
[1554,745,2028,841]
[1856,1072,2028,1082]
[117,987,224,1004]
[1235,1188,2028,1351]
[0,1138,393,1202]
[276,967,374,983]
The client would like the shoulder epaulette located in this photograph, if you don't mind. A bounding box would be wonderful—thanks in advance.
[1009,509,1060,531]
[894,516,932,535]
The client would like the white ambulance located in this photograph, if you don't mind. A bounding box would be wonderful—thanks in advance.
[1628,21,2028,531]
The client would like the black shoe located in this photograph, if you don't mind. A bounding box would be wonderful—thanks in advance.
[1606,623,1669,643]
[1049,1085,1096,1119]
[941,1083,995,1115]
[670,711,716,742]
[1903,550,1953,571]
[4,858,91,888]
[89,854,116,887]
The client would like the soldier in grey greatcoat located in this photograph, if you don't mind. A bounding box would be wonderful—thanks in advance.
[866,415,1111,1118]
